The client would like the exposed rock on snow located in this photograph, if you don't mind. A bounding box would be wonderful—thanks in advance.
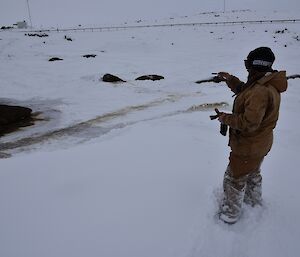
[1,26,13,30]
[48,57,63,62]
[135,74,165,81]
[82,54,97,58]
[64,35,73,41]
[275,28,289,34]
[287,74,300,80]
[0,104,33,136]
[195,76,225,84]
[102,73,126,83]
[25,33,49,38]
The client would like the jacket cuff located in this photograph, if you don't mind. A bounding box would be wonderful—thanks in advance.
[226,75,243,93]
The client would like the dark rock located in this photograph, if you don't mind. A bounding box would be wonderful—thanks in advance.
[48,57,63,62]
[287,74,300,80]
[135,75,164,81]
[195,76,225,84]
[82,54,97,58]
[102,74,126,83]
[1,26,13,30]
[25,33,49,37]
[0,105,32,125]
[0,105,33,136]
[64,35,73,41]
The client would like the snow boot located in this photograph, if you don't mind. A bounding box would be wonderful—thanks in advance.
[219,167,246,224]
[244,172,262,206]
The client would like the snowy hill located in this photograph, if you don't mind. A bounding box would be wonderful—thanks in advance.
[0,9,300,257]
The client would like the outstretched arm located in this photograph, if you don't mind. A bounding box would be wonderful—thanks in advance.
[218,72,245,94]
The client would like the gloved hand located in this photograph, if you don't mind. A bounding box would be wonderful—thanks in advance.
[218,112,227,123]
[210,108,229,136]
[210,108,226,122]
[217,72,231,81]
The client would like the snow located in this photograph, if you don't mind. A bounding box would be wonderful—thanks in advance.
[1,9,300,257]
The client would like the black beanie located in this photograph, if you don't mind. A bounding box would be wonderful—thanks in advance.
[247,47,275,72]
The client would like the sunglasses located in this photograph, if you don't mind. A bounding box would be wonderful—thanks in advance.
[244,59,251,70]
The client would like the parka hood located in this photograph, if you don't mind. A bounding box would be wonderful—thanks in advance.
[257,71,288,93]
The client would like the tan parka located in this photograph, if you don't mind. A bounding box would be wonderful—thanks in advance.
[222,71,288,158]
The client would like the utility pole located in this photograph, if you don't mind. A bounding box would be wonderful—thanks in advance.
[26,0,33,28]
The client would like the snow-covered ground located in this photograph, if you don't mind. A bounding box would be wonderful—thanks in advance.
[1,10,300,257]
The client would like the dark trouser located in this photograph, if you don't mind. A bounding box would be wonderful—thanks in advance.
[228,152,264,179]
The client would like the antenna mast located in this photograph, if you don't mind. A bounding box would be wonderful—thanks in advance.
[26,0,33,27]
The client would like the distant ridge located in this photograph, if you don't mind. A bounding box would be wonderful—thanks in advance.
[14,18,300,33]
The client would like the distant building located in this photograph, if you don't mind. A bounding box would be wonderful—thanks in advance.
[16,21,28,29]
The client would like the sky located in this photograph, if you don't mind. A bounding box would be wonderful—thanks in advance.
[1,0,300,28]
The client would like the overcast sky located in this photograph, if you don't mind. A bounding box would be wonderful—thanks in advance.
[1,0,300,28]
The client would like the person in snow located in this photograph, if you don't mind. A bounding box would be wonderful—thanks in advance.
[215,47,288,224]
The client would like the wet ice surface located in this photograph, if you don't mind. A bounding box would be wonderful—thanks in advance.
[0,93,229,156]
